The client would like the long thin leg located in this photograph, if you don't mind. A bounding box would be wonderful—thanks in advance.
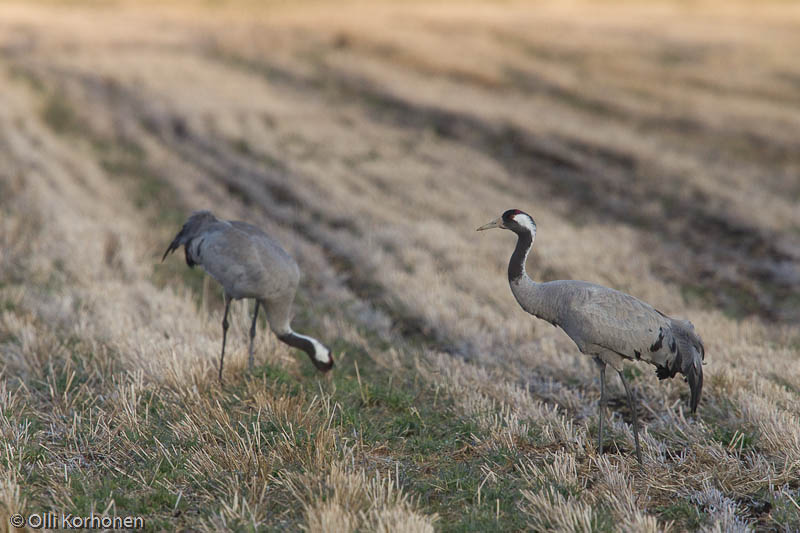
[597,360,607,455]
[617,369,643,466]
[219,296,232,383]
[248,300,260,371]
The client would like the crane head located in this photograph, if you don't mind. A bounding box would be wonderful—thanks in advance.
[477,209,536,235]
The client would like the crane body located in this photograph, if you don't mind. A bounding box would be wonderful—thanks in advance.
[163,211,333,381]
[478,209,704,464]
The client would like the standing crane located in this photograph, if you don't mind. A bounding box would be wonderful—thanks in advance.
[162,211,333,382]
[477,209,704,464]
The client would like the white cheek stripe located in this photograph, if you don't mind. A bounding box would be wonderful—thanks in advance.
[292,331,331,363]
[513,214,536,233]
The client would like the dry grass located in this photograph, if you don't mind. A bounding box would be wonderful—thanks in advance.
[1,1,799,531]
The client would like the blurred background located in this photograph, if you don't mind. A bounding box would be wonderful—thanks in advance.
[3,0,798,325]
[1,1,799,530]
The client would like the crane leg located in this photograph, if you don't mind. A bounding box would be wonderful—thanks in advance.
[248,300,259,371]
[219,296,232,383]
[597,360,607,455]
[617,369,643,466]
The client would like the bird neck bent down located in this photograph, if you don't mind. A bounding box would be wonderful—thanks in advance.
[277,329,334,372]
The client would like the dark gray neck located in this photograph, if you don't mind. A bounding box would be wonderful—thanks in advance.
[508,230,533,283]
[506,229,559,324]
[278,332,315,355]
[277,332,333,372]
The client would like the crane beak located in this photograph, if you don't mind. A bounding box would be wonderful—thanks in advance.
[476,217,503,231]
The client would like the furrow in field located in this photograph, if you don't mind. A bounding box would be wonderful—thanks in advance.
[206,51,800,323]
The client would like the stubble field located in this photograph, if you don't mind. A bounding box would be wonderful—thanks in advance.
[1,1,799,531]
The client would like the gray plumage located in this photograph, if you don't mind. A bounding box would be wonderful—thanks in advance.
[162,210,333,381]
[478,209,704,465]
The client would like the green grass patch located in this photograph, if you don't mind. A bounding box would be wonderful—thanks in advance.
[769,491,800,530]
[66,473,180,530]
[621,365,643,382]
[653,501,707,530]
[266,332,534,530]
[409,448,532,532]
[710,426,759,453]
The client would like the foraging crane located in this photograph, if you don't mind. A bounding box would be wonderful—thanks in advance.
[477,209,704,464]
[162,211,333,381]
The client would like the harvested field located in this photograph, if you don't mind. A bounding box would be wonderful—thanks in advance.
[1,1,799,531]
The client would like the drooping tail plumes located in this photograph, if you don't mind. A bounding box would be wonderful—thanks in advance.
[656,320,705,413]
[677,324,704,413]
[685,355,703,413]
[161,210,217,266]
